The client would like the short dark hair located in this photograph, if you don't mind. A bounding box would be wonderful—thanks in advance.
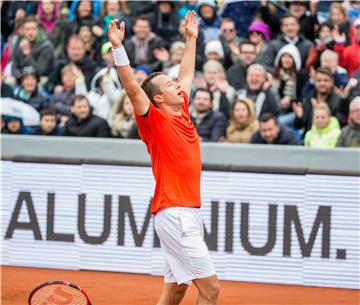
[134,15,151,27]
[141,72,163,106]
[259,112,278,125]
[193,88,213,102]
[40,108,56,119]
[316,67,333,79]
[280,13,299,26]
[71,94,89,106]
[239,40,256,52]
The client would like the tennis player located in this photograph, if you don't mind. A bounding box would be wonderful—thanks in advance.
[108,11,220,305]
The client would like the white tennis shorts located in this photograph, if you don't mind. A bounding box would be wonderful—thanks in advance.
[154,207,216,285]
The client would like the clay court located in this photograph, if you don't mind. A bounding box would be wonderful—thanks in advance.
[2,266,359,305]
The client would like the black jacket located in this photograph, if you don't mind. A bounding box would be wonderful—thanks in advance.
[251,125,298,145]
[64,112,111,137]
[31,126,63,136]
[294,89,343,133]
[148,10,179,48]
[226,62,248,91]
[123,35,165,72]
[261,35,313,71]
[191,110,228,142]
[46,55,97,93]
[15,88,50,112]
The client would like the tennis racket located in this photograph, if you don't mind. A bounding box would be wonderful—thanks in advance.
[28,280,92,305]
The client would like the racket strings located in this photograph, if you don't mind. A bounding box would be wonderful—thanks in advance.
[30,284,88,305]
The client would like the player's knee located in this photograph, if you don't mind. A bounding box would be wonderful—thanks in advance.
[173,284,188,297]
[207,280,220,300]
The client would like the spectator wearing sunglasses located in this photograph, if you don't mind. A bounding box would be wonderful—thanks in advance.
[219,18,240,69]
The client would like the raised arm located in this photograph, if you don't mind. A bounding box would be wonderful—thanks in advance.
[108,20,150,116]
[178,11,201,96]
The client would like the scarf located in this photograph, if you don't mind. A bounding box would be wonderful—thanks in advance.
[279,68,296,99]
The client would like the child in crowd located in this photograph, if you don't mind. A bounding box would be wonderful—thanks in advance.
[31,108,62,136]
[304,103,341,148]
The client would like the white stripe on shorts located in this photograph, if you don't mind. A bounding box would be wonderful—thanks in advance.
[154,207,216,285]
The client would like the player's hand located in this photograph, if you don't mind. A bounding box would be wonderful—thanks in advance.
[184,10,201,39]
[108,19,125,49]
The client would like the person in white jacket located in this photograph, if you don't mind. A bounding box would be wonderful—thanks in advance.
[73,64,122,121]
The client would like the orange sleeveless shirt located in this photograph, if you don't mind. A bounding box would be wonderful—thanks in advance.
[135,92,201,215]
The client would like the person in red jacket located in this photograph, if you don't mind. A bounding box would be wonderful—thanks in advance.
[334,18,360,77]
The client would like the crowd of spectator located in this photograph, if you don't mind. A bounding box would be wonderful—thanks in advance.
[1,0,359,148]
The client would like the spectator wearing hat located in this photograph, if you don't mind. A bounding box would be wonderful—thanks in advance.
[89,41,122,93]
[261,14,313,72]
[148,1,179,48]
[123,15,166,72]
[337,97,360,148]
[64,94,111,137]
[72,65,121,122]
[46,34,98,93]
[37,0,60,35]
[236,64,281,119]
[226,40,257,91]
[12,15,54,80]
[197,0,222,43]
[190,88,228,142]
[225,98,259,144]
[272,44,309,127]
[219,18,241,69]
[251,112,298,145]
[293,67,344,134]
[1,115,31,135]
[247,21,270,64]
[31,108,63,136]
[133,65,151,85]
[14,66,50,112]
[334,17,360,77]
[259,0,318,41]
[204,40,224,63]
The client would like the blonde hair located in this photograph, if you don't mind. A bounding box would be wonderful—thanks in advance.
[313,102,331,117]
[203,59,225,74]
[330,3,346,18]
[170,41,186,54]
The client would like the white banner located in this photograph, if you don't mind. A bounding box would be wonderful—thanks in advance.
[1,161,359,289]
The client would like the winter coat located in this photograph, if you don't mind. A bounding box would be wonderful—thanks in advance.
[226,99,259,143]
[64,111,111,137]
[294,89,344,133]
[31,125,63,136]
[226,62,248,91]
[50,90,75,116]
[334,40,360,77]
[123,34,165,72]
[304,117,341,148]
[14,87,50,112]
[148,9,179,48]
[236,88,281,118]
[190,110,228,142]
[260,35,313,71]
[2,115,32,135]
[336,122,360,147]
[197,0,222,43]
[250,125,298,145]
[12,30,54,78]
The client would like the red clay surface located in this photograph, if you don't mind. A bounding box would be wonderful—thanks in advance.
[1,266,359,305]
